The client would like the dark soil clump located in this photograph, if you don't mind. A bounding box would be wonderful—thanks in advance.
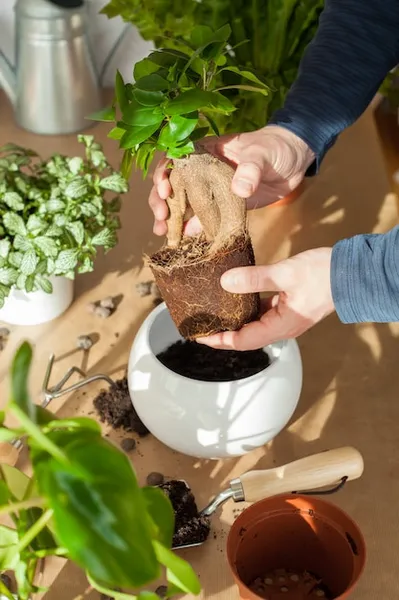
[250,569,332,599]
[156,340,270,382]
[160,480,210,547]
[93,377,149,436]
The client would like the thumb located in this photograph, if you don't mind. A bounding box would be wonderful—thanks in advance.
[221,264,291,294]
[231,149,267,198]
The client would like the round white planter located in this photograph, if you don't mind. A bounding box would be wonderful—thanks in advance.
[0,276,74,326]
[128,303,303,459]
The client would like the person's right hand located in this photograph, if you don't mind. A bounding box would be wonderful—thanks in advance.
[149,124,315,237]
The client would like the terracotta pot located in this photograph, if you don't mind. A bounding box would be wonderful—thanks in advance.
[227,494,366,600]
[149,235,260,339]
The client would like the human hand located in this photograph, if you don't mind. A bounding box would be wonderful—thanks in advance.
[197,248,334,351]
[149,125,315,237]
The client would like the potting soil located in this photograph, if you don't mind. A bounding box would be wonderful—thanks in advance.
[156,340,270,382]
[93,377,149,436]
[250,569,332,598]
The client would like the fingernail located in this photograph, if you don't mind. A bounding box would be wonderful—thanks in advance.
[222,272,238,289]
[235,178,253,195]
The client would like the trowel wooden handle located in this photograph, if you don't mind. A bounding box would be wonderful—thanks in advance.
[239,447,364,503]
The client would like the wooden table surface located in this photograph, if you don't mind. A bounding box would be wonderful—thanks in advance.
[1,91,399,600]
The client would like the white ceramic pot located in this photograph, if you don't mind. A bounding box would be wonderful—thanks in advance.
[0,276,74,326]
[128,303,303,459]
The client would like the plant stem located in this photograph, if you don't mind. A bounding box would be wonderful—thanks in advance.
[16,508,54,553]
[0,497,44,517]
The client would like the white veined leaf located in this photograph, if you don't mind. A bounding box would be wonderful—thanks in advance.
[80,202,98,217]
[64,178,88,199]
[90,150,106,168]
[66,221,84,245]
[8,252,23,268]
[68,157,83,175]
[3,191,24,211]
[45,224,63,237]
[25,274,35,292]
[35,275,53,294]
[54,214,68,226]
[46,199,66,213]
[47,257,56,274]
[3,212,26,235]
[0,267,18,286]
[34,236,58,258]
[14,234,32,251]
[16,273,27,290]
[35,259,47,275]
[91,228,117,247]
[99,173,129,193]
[77,256,94,274]
[20,249,39,276]
[0,239,10,259]
[54,249,78,274]
[26,214,46,234]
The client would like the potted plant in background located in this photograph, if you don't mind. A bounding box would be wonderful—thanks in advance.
[0,136,128,327]
[94,24,269,339]
[101,0,324,205]
[0,341,201,600]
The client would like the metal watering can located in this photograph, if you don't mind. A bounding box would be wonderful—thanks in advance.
[0,0,126,135]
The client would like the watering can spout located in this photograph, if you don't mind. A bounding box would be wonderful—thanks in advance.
[0,50,16,106]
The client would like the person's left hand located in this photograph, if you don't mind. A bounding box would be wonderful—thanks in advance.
[197,248,335,351]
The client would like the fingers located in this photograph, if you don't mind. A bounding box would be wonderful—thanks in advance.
[153,156,172,194]
[183,215,202,236]
[221,264,292,294]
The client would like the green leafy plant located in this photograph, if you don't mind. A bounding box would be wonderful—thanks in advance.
[0,342,200,600]
[92,24,264,339]
[101,0,324,132]
[380,65,399,109]
[0,136,128,309]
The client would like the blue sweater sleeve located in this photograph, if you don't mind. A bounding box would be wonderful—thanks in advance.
[268,0,399,172]
[331,227,399,323]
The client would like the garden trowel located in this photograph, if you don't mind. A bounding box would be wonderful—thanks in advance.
[172,446,364,549]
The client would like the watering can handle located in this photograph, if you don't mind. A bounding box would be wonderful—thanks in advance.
[237,447,364,503]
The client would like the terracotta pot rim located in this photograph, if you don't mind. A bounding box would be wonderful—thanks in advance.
[226,494,366,600]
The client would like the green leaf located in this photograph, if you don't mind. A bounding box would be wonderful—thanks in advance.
[220,66,269,88]
[108,127,125,140]
[10,341,36,421]
[54,249,78,274]
[34,236,58,258]
[203,113,220,136]
[46,199,66,213]
[91,228,116,247]
[3,212,26,235]
[3,191,24,211]
[20,249,39,276]
[133,58,161,81]
[32,431,160,589]
[142,486,174,548]
[166,90,235,116]
[45,224,63,237]
[64,178,88,199]
[0,525,19,570]
[66,221,85,245]
[25,274,35,292]
[16,273,26,290]
[121,150,134,180]
[43,417,101,433]
[190,126,210,141]
[166,141,195,159]
[0,428,19,443]
[77,255,93,274]
[35,275,53,294]
[124,105,165,127]
[158,113,199,148]
[190,25,214,49]
[89,106,116,122]
[0,267,18,286]
[26,214,46,234]
[14,234,32,252]
[1,464,32,501]
[120,123,161,149]
[216,84,268,96]
[0,240,10,259]
[99,173,129,193]
[68,157,84,175]
[36,259,47,275]
[115,70,128,114]
[153,541,201,595]
[133,88,164,107]
[135,74,169,92]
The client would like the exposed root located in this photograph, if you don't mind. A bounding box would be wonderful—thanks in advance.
[165,150,246,252]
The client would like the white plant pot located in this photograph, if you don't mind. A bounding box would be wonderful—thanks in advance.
[128,303,303,459]
[0,276,74,326]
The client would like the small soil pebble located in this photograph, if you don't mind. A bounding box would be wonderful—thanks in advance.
[76,334,94,350]
[0,327,10,338]
[146,472,165,486]
[155,586,167,598]
[94,305,112,319]
[157,340,270,382]
[160,480,211,547]
[93,377,150,436]
[136,281,153,297]
[249,570,331,599]
[100,296,115,310]
[87,302,97,314]
[120,438,136,452]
